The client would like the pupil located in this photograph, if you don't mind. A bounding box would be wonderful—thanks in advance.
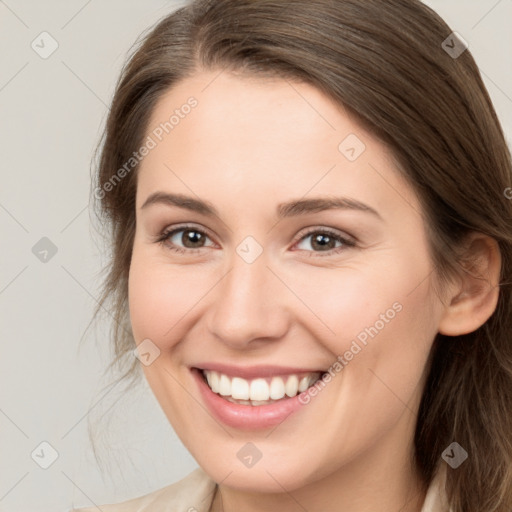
[184,230,204,247]
[313,233,334,250]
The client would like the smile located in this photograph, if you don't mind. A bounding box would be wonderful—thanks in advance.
[191,365,329,430]
[201,369,323,406]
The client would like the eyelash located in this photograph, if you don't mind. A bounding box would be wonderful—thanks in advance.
[155,223,356,257]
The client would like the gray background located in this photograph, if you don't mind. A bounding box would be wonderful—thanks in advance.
[1,1,511,511]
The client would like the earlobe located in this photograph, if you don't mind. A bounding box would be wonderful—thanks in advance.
[438,233,501,336]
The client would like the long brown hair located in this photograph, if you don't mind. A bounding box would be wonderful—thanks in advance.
[90,0,512,509]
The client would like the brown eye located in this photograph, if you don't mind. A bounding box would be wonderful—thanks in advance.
[294,228,355,256]
[158,225,215,254]
[310,233,338,251]
[180,229,207,248]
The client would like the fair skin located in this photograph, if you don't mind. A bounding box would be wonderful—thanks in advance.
[128,70,501,512]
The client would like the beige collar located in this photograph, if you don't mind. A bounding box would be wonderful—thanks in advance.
[420,464,452,512]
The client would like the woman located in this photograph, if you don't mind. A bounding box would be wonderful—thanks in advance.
[75,0,512,510]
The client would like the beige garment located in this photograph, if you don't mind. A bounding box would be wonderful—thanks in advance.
[71,464,452,512]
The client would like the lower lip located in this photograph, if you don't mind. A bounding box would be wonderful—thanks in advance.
[191,368,312,430]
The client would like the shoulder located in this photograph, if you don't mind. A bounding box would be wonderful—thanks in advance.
[420,464,453,512]
[70,467,217,512]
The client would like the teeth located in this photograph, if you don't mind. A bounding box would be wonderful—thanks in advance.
[298,375,310,392]
[251,399,274,406]
[231,377,249,399]
[269,376,285,399]
[250,378,269,401]
[203,370,322,403]
[285,375,299,397]
[218,374,231,396]
[205,371,219,393]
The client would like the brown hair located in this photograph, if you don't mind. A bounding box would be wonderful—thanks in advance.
[90,0,512,509]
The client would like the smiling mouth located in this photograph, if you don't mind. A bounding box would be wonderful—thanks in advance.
[198,368,325,406]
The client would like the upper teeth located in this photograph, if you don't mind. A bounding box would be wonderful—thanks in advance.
[203,370,322,401]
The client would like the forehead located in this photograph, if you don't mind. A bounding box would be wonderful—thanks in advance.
[146,70,350,150]
[136,70,419,216]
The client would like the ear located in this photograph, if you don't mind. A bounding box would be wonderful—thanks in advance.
[438,232,501,336]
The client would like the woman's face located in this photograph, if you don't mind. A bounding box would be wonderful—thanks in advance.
[128,70,445,493]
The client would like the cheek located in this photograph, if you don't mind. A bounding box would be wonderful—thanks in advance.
[284,259,437,465]
[291,250,440,432]
[288,253,435,356]
[128,254,198,344]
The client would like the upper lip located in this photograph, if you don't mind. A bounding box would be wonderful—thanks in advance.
[193,363,326,380]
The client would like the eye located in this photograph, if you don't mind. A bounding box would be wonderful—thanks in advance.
[156,224,356,257]
[293,227,356,256]
[156,224,215,254]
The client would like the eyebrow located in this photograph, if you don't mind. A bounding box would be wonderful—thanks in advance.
[141,192,383,220]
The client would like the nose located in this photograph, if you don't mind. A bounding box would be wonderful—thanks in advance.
[205,249,290,350]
